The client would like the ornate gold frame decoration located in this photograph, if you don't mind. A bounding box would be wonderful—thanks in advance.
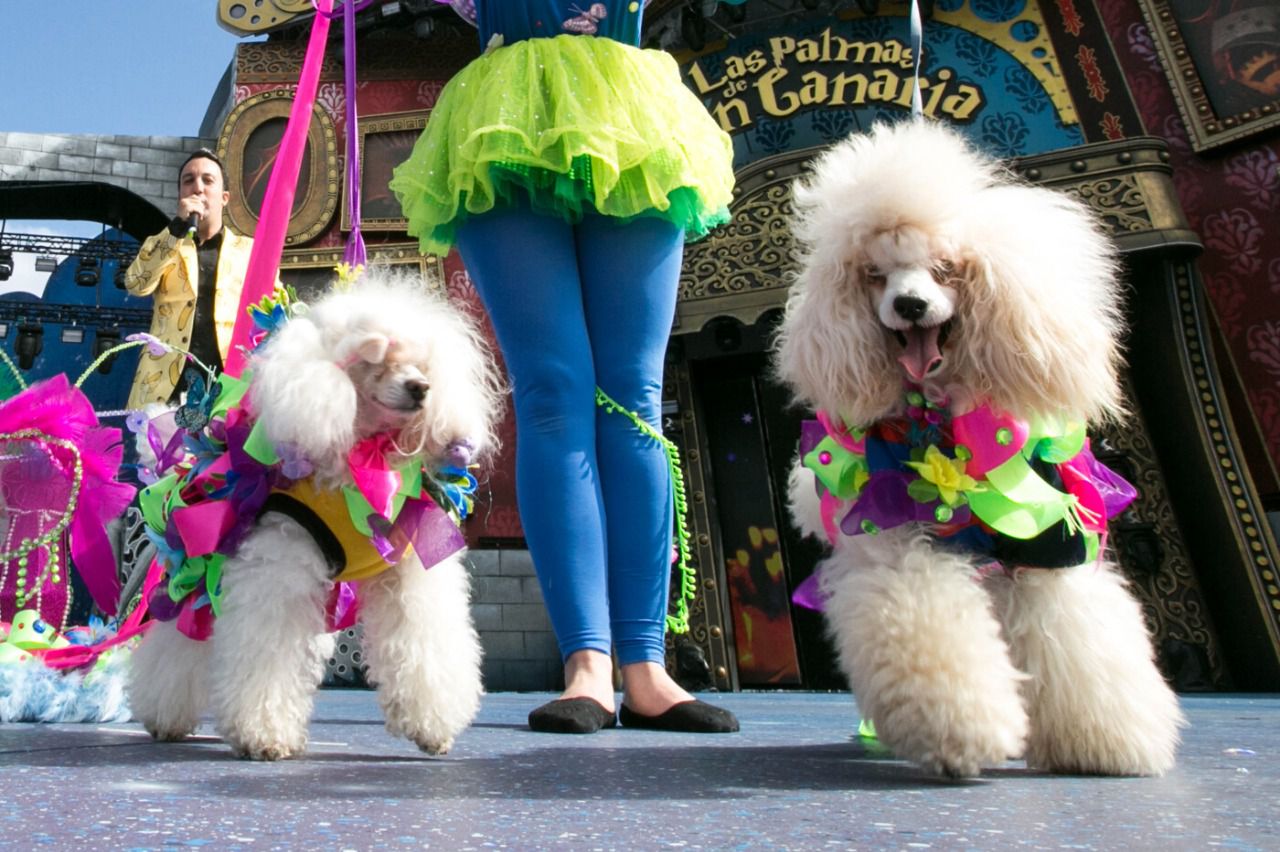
[676,149,812,335]
[217,90,340,245]
[1136,0,1280,152]
[342,110,431,233]
[278,243,446,299]
[217,0,312,36]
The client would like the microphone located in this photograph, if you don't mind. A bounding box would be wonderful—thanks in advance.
[185,212,200,239]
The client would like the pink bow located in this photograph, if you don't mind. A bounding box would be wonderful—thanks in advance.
[348,434,402,519]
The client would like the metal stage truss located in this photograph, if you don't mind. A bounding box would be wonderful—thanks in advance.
[0,232,139,264]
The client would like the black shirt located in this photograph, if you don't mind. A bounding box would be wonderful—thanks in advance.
[166,218,225,399]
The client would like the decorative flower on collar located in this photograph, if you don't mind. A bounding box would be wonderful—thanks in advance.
[905,445,981,508]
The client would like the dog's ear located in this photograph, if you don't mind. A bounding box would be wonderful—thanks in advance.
[410,308,505,461]
[775,259,900,424]
[351,332,391,365]
[956,185,1126,423]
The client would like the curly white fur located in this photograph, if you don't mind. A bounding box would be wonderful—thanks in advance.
[128,267,502,759]
[776,121,1184,778]
[250,270,504,488]
[776,119,1126,425]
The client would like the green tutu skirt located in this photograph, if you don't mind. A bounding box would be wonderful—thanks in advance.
[390,35,735,255]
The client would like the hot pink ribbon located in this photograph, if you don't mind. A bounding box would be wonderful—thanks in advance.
[172,501,240,558]
[816,410,865,454]
[348,434,402,519]
[226,0,335,376]
[38,557,164,671]
[951,406,1028,477]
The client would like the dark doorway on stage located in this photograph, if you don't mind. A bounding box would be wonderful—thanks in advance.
[685,344,843,690]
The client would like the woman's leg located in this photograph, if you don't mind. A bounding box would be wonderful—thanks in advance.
[455,207,616,711]
[576,212,738,731]
[574,213,702,716]
[576,213,682,665]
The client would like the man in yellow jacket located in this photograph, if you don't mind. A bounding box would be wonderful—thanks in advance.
[125,149,263,409]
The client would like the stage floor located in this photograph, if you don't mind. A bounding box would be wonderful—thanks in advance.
[2,691,1276,849]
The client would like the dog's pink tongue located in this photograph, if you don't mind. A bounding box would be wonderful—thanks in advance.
[898,325,943,381]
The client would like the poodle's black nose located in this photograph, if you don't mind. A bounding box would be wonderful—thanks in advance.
[893,295,929,322]
[404,379,430,404]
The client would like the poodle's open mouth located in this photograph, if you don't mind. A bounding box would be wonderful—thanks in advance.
[893,321,952,381]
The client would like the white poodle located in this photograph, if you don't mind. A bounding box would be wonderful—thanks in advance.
[127,269,503,760]
[775,120,1185,778]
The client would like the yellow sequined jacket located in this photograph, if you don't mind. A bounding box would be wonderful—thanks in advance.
[125,225,262,409]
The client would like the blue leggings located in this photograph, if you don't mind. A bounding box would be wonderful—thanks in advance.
[455,205,684,666]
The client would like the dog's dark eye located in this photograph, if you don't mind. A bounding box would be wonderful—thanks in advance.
[932,260,956,282]
[862,265,887,287]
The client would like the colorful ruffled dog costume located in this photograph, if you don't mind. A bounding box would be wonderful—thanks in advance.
[794,386,1137,608]
[135,288,478,641]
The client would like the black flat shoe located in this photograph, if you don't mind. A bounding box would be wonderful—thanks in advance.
[528,697,618,734]
[619,700,739,733]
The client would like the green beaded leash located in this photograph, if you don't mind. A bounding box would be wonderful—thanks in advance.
[594,386,695,634]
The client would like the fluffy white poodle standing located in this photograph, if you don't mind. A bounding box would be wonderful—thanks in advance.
[128,270,503,760]
[775,120,1185,778]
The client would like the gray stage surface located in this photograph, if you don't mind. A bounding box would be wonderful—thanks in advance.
[1,692,1276,849]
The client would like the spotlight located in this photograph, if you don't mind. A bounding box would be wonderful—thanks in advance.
[34,255,57,273]
[114,263,128,290]
[0,249,12,282]
[93,328,122,375]
[75,256,100,287]
[15,322,43,371]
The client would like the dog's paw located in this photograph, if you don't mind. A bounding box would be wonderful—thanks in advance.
[918,749,986,781]
[224,731,306,761]
[144,724,196,743]
[414,735,454,756]
[230,740,304,762]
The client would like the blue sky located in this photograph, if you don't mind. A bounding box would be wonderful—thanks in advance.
[2,3,256,294]
[1,2,246,137]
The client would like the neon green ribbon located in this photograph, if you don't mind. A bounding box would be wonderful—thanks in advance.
[803,435,868,500]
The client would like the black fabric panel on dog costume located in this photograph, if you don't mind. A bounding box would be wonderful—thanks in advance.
[259,493,348,579]
[988,455,1088,569]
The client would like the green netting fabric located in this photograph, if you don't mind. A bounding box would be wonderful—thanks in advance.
[390,35,735,254]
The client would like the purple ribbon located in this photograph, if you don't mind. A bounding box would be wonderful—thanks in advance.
[146,412,187,477]
[791,574,825,612]
[1077,444,1138,519]
[341,0,367,267]
[217,415,281,556]
[366,494,466,568]
[836,470,973,537]
[799,419,827,457]
[316,0,370,268]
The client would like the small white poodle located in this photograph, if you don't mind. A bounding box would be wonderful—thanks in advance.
[127,270,503,760]
[775,120,1185,778]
